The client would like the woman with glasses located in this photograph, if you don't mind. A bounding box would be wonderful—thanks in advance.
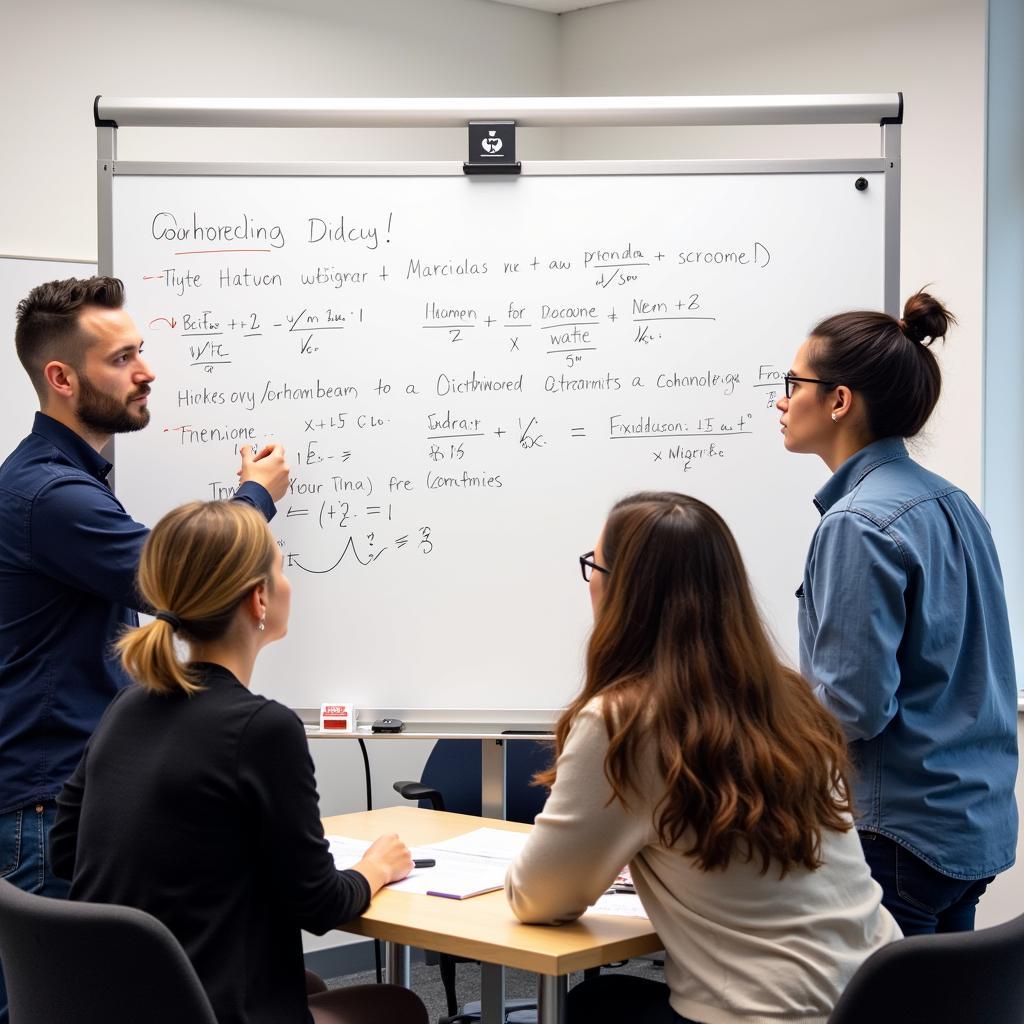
[50,500,426,1024]
[776,291,1017,936]
[507,492,899,1024]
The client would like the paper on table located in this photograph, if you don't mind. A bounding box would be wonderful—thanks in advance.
[589,892,649,919]
[327,835,444,888]
[326,835,371,870]
[328,830,643,906]
[389,848,508,899]
[421,827,530,861]
[327,829,526,899]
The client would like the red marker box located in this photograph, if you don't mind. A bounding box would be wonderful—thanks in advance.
[319,703,356,732]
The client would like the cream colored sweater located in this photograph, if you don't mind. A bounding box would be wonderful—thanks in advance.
[505,701,901,1024]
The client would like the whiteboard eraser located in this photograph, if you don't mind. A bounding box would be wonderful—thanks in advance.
[319,703,357,732]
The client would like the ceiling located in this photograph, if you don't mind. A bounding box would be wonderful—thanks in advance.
[485,0,626,13]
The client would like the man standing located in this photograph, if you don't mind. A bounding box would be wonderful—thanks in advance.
[0,277,288,1017]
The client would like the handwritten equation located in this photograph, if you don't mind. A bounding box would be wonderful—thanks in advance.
[128,202,793,578]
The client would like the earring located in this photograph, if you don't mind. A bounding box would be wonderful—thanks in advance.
[831,412,838,422]
[258,616,266,632]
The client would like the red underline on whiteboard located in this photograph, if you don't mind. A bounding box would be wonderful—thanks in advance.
[173,248,273,255]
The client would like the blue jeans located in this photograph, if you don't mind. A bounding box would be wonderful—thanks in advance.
[860,831,993,937]
[0,802,70,1023]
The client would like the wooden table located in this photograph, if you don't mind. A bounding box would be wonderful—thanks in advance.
[322,806,661,1024]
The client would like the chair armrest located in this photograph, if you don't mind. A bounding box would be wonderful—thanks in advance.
[392,781,447,811]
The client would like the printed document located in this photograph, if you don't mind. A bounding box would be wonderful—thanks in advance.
[326,827,529,900]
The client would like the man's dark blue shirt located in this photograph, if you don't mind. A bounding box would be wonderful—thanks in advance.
[0,412,274,814]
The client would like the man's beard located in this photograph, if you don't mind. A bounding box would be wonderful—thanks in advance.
[76,372,150,434]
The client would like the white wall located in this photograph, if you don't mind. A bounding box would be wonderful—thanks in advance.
[979,717,1024,928]
[1,0,560,260]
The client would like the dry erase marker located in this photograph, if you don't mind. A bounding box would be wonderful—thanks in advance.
[413,859,436,869]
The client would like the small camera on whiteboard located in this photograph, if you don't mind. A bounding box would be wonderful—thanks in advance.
[319,703,357,732]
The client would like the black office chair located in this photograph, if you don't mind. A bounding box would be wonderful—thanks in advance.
[394,736,552,1023]
[0,877,218,1024]
[828,910,1024,1023]
[393,735,551,821]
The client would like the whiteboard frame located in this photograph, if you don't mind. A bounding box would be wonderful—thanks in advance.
[95,93,901,128]
[109,158,888,176]
[95,96,901,723]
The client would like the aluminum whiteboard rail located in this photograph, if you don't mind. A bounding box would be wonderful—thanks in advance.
[95,93,902,129]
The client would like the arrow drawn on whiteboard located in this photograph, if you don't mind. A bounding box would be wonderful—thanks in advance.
[148,316,178,329]
[287,537,387,574]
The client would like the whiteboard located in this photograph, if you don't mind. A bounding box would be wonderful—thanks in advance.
[109,167,883,712]
[1,256,97,458]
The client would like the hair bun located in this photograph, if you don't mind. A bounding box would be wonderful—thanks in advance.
[901,290,956,345]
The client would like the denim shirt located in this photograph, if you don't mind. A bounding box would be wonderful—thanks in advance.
[0,413,275,814]
[798,437,1018,879]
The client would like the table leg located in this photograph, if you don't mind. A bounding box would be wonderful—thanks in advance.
[481,738,506,819]
[481,742,509,1022]
[480,961,506,1024]
[537,974,568,1024]
[384,941,411,987]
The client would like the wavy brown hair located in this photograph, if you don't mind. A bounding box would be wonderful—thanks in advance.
[538,493,853,876]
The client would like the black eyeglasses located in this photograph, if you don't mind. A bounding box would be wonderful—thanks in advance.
[579,551,610,582]
[782,373,837,399]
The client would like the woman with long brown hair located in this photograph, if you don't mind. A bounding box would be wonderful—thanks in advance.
[506,493,899,1024]
[51,500,425,1024]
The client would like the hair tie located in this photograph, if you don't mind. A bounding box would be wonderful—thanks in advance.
[154,610,181,630]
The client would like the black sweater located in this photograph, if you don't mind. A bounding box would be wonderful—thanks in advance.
[51,663,370,1024]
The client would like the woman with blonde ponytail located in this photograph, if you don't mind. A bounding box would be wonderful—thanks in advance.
[51,501,426,1024]
[116,499,280,697]
[777,290,1018,935]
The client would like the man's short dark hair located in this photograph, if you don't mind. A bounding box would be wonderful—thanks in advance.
[14,276,125,398]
